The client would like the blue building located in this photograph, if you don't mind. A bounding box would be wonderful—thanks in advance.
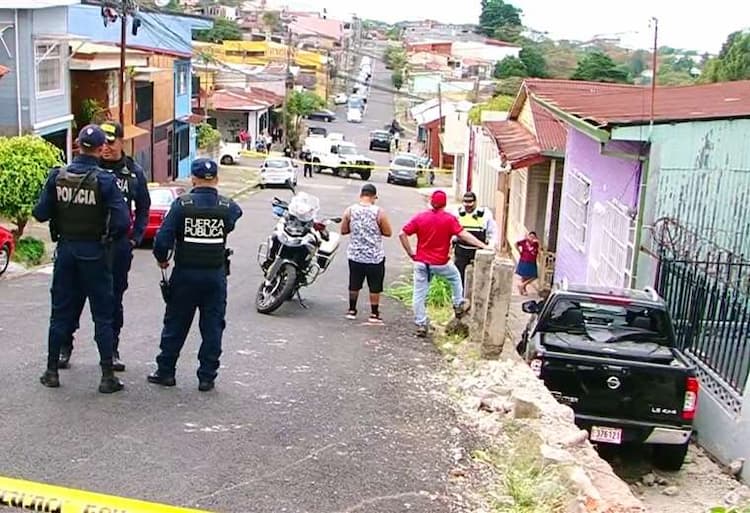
[0,0,81,160]
[68,2,211,178]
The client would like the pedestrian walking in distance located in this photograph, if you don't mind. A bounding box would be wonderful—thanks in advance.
[58,121,151,372]
[32,125,130,393]
[148,158,243,391]
[341,183,392,323]
[399,190,489,337]
[515,231,540,295]
[452,191,498,286]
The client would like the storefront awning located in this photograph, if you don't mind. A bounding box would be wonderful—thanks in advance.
[124,125,149,141]
[177,114,206,125]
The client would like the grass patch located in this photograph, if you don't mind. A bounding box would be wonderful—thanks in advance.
[386,274,455,326]
[12,236,45,266]
[472,429,572,513]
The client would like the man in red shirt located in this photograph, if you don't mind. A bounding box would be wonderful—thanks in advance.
[399,190,489,337]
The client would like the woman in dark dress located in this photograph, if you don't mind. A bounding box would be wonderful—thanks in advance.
[515,231,540,295]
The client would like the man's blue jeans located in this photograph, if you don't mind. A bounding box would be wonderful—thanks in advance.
[412,261,463,327]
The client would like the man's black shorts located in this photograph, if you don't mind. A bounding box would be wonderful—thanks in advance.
[348,259,386,293]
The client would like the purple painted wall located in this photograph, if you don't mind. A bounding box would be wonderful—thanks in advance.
[554,129,642,284]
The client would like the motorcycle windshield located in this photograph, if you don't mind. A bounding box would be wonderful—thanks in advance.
[288,192,320,222]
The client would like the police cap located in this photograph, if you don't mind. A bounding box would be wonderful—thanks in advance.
[191,158,218,179]
[100,121,124,142]
[78,124,106,149]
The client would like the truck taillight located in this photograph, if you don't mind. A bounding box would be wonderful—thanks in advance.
[682,376,699,420]
[530,358,543,378]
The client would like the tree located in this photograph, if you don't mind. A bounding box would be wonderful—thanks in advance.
[468,94,515,124]
[261,11,281,33]
[494,56,527,78]
[519,45,547,77]
[0,135,63,240]
[383,45,407,70]
[391,69,404,90]
[701,30,750,83]
[193,18,243,43]
[571,51,630,83]
[628,49,650,77]
[284,90,325,150]
[479,0,522,39]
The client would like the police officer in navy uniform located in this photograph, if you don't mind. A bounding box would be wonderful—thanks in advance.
[148,158,243,391]
[32,125,130,393]
[453,191,499,286]
[58,121,151,371]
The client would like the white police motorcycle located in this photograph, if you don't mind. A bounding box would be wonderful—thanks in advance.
[255,183,342,314]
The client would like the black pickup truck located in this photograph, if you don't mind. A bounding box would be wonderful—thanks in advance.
[517,283,699,470]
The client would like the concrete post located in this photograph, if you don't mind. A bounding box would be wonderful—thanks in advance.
[469,250,495,346]
[480,257,515,359]
[464,263,474,301]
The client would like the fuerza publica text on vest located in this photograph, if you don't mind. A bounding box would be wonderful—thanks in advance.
[184,218,225,238]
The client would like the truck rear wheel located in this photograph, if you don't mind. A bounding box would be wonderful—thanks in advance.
[652,442,689,471]
[359,171,371,180]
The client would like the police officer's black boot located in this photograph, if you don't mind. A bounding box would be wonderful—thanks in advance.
[99,361,124,394]
[58,347,72,369]
[112,340,126,372]
[40,369,60,388]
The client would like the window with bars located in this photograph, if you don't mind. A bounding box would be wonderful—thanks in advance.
[107,71,132,108]
[35,43,63,96]
[176,64,189,95]
[563,170,591,251]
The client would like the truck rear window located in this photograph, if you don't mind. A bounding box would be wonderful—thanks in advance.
[539,297,673,345]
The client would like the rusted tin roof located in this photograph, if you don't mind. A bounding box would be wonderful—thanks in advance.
[528,79,750,127]
[483,120,546,169]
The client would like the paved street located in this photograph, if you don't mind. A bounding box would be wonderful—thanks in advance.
[0,56,465,512]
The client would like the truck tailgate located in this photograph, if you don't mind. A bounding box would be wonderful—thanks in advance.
[541,352,692,425]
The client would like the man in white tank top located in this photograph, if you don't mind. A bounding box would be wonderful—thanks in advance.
[341,183,393,323]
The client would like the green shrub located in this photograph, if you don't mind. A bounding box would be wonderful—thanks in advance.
[12,236,45,266]
[196,123,221,151]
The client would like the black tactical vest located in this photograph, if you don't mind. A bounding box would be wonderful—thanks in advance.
[54,167,106,241]
[174,194,231,268]
[112,157,138,206]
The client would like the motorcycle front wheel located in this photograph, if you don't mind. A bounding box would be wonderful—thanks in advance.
[256,263,298,314]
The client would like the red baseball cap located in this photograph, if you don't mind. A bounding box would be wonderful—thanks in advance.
[430,190,447,209]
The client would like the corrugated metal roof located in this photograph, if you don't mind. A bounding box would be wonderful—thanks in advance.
[528,79,750,127]
[483,120,545,169]
[210,87,283,111]
[529,100,568,153]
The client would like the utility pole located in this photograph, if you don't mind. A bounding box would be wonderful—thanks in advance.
[472,75,480,103]
[282,28,293,149]
[118,0,134,125]
[649,17,658,126]
[437,82,444,133]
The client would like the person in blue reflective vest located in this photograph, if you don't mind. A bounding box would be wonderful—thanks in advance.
[32,125,130,393]
[57,121,151,372]
[147,158,243,391]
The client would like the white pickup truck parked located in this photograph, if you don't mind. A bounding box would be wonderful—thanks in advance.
[305,137,374,180]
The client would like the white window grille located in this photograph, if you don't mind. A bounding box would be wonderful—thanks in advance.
[589,199,635,288]
[35,42,63,96]
[176,65,188,95]
[563,170,590,251]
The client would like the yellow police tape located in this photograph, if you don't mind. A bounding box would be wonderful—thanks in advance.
[0,476,213,513]
[238,150,455,174]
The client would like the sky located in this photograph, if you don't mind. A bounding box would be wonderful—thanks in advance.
[271,0,750,53]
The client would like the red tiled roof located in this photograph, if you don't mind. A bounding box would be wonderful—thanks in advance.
[483,120,546,170]
[530,79,750,126]
[209,87,283,111]
[484,38,521,48]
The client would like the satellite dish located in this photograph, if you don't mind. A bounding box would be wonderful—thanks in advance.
[154,0,170,7]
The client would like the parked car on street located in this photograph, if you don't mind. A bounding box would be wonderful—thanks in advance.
[334,93,348,105]
[307,126,328,137]
[260,157,298,188]
[220,141,242,165]
[306,109,336,122]
[369,130,392,151]
[0,226,15,276]
[142,185,187,242]
[387,154,422,187]
[517,282,698,471]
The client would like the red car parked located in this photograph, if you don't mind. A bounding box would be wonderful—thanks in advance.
[0,226,15,276]
[141,185,186,243]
